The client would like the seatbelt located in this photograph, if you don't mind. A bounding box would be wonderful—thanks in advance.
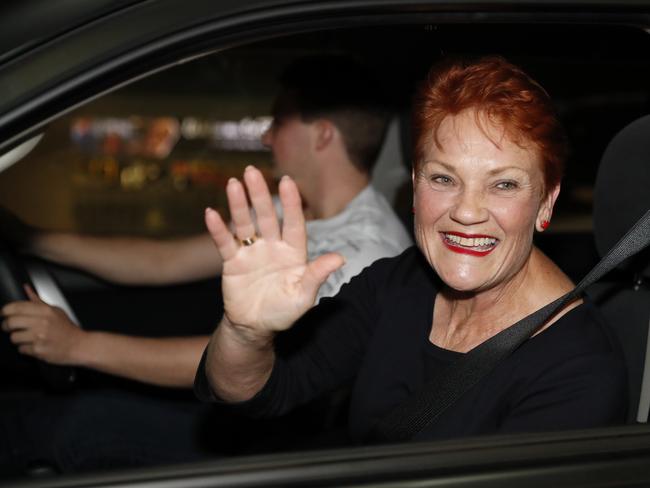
[375,209,650,441]
[637,315,650,423]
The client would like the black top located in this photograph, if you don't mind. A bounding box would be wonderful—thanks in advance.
[195,246,627,443]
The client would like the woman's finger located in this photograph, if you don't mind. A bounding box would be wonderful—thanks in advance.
[243,166,280,241]
[227,177,257,243]
[205,208,238,261]
[300,252,345,298]
[279,176,307,250]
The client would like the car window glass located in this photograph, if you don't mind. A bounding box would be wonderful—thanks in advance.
[0,49,292,236]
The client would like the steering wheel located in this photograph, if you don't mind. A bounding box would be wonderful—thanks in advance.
[0,239,77,391]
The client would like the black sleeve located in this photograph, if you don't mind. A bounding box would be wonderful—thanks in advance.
[194,348,217,402]
[193,253,400,415]
[499,352,627,433]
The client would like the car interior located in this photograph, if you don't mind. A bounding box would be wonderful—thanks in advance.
[588,114,650,424]
[0,19,650,481]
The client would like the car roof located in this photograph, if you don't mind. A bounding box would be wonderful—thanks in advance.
[1,0,649,56]
[0,1,146,62]
[0,0,649,155]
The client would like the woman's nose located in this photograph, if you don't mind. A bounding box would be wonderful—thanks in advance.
[449,188,489,225]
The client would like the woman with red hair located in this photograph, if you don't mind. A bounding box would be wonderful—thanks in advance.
[196,57,626,442]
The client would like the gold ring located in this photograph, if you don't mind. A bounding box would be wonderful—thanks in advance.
[240,236,257,246]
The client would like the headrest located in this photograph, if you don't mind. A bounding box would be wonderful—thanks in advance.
[593,115,650,276]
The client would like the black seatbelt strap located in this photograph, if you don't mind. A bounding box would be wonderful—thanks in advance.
[375,209,650,441]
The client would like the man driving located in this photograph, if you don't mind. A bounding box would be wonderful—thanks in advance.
[1,55,412,388]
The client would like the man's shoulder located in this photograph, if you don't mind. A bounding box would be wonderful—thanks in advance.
[333,185,412,245]
[347,185,399,222]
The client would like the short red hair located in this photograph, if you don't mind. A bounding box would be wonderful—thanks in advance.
[413,56,567,193]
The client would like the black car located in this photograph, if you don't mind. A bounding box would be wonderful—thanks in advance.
[1,1,650,486]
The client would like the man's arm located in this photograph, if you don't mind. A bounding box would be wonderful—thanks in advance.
[1,287,209,387]
[0,205,223,285]
[31,232,222,285]
[77,333,209,388]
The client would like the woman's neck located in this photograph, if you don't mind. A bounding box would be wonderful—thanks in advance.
[430,247,575,352]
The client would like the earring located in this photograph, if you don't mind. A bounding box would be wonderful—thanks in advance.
[541,220,550,230]
[412,206,416,214]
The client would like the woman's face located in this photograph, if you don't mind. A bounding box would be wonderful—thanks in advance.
[413,110,559,294]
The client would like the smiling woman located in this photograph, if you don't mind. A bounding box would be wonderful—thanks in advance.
[412,57,566,324]
[196,55,627,444]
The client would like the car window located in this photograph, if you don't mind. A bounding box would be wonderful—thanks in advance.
[0,49,290,236]
[0,22,649,483]
[1,25,648,239]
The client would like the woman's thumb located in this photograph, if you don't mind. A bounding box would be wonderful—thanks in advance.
[301,253,345,295]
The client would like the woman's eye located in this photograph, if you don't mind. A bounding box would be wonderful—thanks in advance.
[431,175,453,185]
[495,180,518,190]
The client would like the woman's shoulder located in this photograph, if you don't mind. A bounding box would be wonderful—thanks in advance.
[360,245,439,290]
[516,299,625,373]
[492,300,626,411]
[331,245,439,307]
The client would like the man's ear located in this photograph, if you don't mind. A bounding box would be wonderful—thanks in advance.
[313,119,335,151]
[536,182,561,232]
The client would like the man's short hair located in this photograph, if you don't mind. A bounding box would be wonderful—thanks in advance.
[273,55,390,173]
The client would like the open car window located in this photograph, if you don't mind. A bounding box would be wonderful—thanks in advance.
[0,49,286,237]
[1,24,648,241]
[1,16,650,487]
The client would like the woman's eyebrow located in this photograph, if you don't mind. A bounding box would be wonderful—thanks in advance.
[487,166,530,176]
[424,161,529,177]
[422,159,455,171]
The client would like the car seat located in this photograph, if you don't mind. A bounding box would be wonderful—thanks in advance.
[588,115,650,424]
[371,116,410,212]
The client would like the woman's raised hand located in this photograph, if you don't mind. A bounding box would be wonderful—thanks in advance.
[205,166,344,337]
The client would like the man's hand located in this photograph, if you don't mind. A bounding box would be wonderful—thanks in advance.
[1,285,85,365]
[205,166,345,340]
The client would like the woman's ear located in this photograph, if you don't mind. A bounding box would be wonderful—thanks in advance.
[536,183,561,232]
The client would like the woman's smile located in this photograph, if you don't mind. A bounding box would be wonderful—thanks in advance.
[440,231,499,256]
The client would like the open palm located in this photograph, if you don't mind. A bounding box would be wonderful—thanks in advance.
[205,166,344,334]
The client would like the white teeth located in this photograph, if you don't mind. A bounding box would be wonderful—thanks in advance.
[444,234,497,248]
